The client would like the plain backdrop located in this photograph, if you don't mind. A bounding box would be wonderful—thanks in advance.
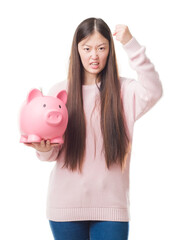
[0,0,181,239]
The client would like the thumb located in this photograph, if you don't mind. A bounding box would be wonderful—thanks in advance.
[113,30,117,36]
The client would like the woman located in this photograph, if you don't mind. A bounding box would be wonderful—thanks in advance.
[27,18,163,240]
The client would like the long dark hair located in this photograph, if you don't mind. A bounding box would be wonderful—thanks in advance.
[61,18,131,173]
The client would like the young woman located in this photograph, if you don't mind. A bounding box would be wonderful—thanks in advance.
[27,18,163,240]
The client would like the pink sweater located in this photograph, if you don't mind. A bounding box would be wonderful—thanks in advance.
[36,37,163,222]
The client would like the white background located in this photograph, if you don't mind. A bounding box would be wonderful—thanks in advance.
[0,0,181,239]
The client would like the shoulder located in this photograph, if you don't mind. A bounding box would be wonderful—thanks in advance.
[48,79,68,97]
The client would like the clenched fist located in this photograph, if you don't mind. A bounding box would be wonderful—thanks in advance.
[113,25,133,45]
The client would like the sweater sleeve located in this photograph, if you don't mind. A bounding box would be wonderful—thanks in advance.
[36,145,61,162]
[122,37,163,122]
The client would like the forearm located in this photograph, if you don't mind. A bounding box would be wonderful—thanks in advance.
[36,145,61,162]
[123,37,163,100]
[122,37,163,121]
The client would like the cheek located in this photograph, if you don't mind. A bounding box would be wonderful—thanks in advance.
[79,53,89,67]
[100,53,109,67]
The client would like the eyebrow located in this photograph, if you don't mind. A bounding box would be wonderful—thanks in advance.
[83,43,107,47]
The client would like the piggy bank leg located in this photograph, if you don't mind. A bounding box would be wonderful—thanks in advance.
[27,134,41,143]
[20,135,28,143]
[50,137,64,144]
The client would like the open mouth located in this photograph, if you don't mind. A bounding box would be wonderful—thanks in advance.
[90,62,99,69]
[91,62,99,65]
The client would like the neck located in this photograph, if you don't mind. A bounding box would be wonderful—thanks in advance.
[83,71,99,85]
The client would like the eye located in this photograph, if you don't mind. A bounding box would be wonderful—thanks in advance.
[59,105,61,108]
[43,104,46,107]
[99,47,105,51]
[84,47,90,52]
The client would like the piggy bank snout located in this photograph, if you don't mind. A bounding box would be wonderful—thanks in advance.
[45,109,62,126]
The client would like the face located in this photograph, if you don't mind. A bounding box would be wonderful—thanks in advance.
[78,31,109,82]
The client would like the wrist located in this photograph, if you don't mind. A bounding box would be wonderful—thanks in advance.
[122,35,133,45]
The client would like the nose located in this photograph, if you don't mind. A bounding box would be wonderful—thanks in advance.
[91,50,98,59]
[45,109,62,126]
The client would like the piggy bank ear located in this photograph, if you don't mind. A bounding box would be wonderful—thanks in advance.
[56,90,67,104]
[27,89,43,103]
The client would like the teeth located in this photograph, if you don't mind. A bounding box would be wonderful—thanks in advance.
[91,63,99,65]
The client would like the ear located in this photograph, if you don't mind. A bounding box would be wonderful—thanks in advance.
[27,89,43,103]
[56,90,67,104]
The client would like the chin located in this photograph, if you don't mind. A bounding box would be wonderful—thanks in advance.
[88,68,102,75]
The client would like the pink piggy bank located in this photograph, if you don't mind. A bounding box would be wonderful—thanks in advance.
[19,88,68,144]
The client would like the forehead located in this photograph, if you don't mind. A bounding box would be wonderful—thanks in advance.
[79,31,109,46]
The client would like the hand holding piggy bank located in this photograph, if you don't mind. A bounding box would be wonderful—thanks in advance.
[19,88,68,144]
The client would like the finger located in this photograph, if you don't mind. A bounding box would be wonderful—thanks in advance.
[24,143,33,147]
[114,25,127,33]
[115,32,123,38]
[31,142,40,149]
[113,28,125,37]
[51,143,62,147]
[46,140,50,147]
[114,32,123,37]
[40,140,45,148]
[115,24,127,29]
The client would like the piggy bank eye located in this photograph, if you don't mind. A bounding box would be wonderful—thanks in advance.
[43,104,46,107]
[59,105,61,108]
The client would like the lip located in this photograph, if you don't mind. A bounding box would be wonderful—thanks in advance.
[90,62,99,65]
[90,62,99,69]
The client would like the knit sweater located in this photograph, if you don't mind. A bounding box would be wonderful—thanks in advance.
[36,37,163,222]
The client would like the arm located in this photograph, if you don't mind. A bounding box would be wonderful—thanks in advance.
[25,140,62,162]
[36,145,61,162]
[123,37,163,121]
[114,25,163,121]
